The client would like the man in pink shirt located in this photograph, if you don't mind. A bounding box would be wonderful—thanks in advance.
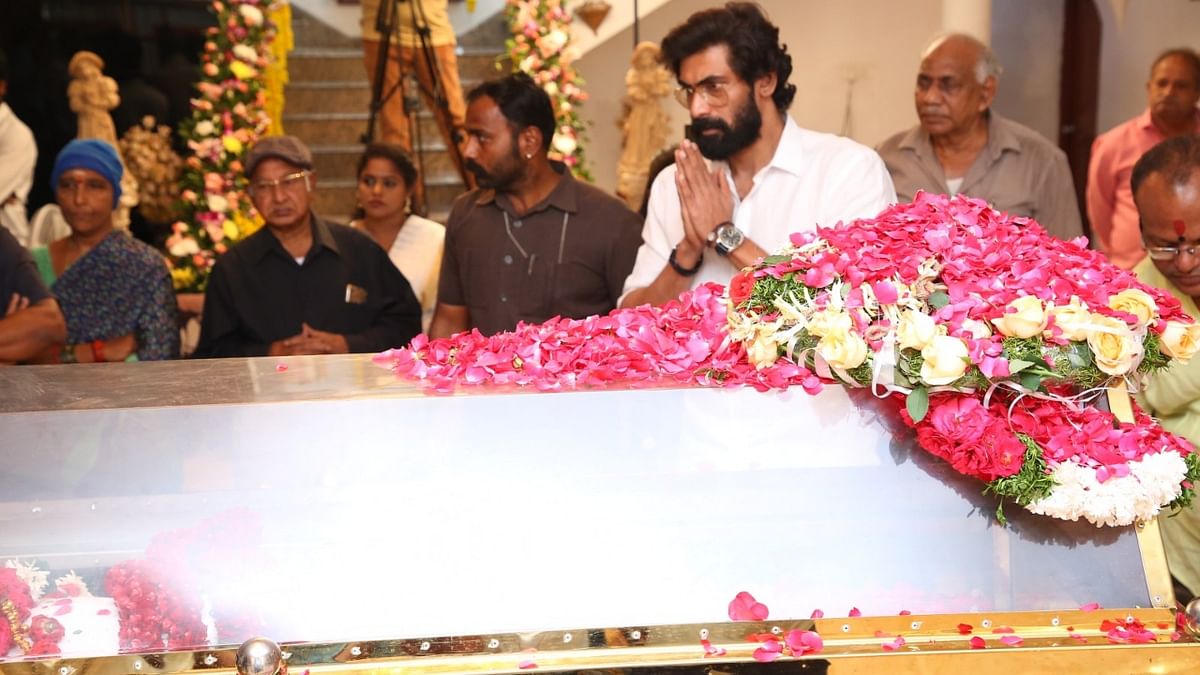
[1087,48,1200,269]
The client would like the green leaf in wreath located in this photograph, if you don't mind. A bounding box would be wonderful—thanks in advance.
[906,386,930,423]
[762,254,792,265]
[1007,359,1035,374]
[1019,372,1043,392]
[928,291,950,308]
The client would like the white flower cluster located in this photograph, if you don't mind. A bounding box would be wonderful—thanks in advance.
[1025,450,1188,527]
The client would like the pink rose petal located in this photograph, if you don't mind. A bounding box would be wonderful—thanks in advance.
[728,591,769,622]
[518,660,538,670]
[1079,602,1101,612]
[969,636,986,649]
[999,635,1024,647]
[848,607,862,617]
[275,363,288,372]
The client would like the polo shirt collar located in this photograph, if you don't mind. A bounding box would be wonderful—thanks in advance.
[245,211,340,263]
[898,111,1019,162]
[475,161,579,215]
[1137,106,1200,133]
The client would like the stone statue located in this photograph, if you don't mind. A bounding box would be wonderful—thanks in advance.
[67,51,139,230]
[616,42,673,211]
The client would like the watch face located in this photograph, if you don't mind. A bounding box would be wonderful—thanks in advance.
[717,224,744,252]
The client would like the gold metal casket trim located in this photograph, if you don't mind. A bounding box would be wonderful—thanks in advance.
[2,609,1197,675]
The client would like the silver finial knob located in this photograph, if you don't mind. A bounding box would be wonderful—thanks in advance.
[236,638,282,675]
[1184,597,1200,638]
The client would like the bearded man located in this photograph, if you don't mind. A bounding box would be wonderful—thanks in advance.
[619,2,896,308]
[429,73,643,338]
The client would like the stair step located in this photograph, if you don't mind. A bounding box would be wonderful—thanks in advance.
[286,111,458,147]
[291,13,360,49]
[310,142,461,179]
[285,81,372,112]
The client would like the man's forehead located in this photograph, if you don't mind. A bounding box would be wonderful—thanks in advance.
[466,96,509,129]
[679,44,735,83]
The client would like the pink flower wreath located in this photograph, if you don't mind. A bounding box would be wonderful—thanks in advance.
[375,193,1200,527]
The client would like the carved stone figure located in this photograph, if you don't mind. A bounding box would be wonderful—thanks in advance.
[616,42,673,211]
[67,51,139,230]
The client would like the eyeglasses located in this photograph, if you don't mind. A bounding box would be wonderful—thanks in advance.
[674,80,732,109]
[1143,239,1200,261]
[249,170,310,197]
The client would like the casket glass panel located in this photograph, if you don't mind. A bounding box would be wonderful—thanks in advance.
[0,356,1154,658]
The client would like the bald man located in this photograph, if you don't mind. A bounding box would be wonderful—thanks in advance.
[877,33,1082,241]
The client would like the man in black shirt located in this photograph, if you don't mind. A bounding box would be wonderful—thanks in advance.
[0,226,65,363]
[194,136,421,358]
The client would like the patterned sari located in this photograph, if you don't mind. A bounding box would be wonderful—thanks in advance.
[33,231,179,360]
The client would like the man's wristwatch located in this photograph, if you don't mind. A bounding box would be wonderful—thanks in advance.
[707,221,745,257]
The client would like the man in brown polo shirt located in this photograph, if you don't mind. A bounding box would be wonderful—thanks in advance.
[429,74,642,338]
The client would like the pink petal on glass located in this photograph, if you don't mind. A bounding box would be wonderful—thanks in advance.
[969,636,986,649]
[898,610,911,616]
[848,607,862,617]
[275,363,288,372]
[991,626,1014,634]
[1079,602,1101,612]
[728,591,770,622]
[518,660,538,669]
[810,609,824,619]
[999,635,1024,647]
[752,646,782,663]
[957,623,973,635]
[54,604,72,616]
[881,636,906,651]
[97,609,111,615]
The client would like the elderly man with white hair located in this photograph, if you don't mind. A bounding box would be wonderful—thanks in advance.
[876,33,1083,241]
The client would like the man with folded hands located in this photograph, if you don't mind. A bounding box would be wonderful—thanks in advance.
[195,135,421,358]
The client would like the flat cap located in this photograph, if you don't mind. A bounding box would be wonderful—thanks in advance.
[244,135,314,177]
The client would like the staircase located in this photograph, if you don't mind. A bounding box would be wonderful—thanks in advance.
[284,8,510,224]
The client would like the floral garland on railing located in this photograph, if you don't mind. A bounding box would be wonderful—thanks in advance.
[166,0,278,293]
[375,193,1200,528]
[505,0,591,179]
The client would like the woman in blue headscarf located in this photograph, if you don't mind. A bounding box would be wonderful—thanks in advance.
[31,139,178,361]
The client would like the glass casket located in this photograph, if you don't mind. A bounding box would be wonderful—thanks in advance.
[1,355,1198,673]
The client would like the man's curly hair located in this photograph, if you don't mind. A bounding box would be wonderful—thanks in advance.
[659,2,797,112]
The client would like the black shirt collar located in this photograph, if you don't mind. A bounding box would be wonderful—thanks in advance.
[244,212,341,264]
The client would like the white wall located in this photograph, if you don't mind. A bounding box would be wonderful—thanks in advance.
[1095,0,1200,134]
[576,0,942,193]
[990,0,1064,141]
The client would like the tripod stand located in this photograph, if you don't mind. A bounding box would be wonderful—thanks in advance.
[362,0,471,214]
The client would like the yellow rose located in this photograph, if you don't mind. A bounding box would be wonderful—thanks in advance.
[896,309,938,351]
[817,329,869,371]
[807,309,853,338]
[1159,321,1200,362]
[222,219,239,240]
[920,335,970,385]
[1047,297,1092,341]
[1086,314,1143,376]
[1108,288,1158,329]
[746,326,781,369]
[991,295,1048,338]
[229,60,256,81]
[222,135,243,155]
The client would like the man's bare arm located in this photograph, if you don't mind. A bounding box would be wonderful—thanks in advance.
[428,303,470,339]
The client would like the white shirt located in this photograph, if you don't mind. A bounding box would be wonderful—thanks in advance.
[620,117,897,300]
[353,214,445,332]
[0,102,37,246]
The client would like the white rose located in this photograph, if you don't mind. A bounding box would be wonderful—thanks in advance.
[817,330,869,371]
[551,133,577,156]
[746,326,781,369]
[991,295,1048,339]
[1159,321,1200,362]
[920,335,970,385]
[1108,288,1158,330]
[896,309,938,351]
[168,237,200,257]
[239,4,264,26]
[544,29,568,52]
[1048,297,1092,341]
[232,44,258,62]
[1086,314,1144,376]
[194,120,215,137]
[959,318,992,340]
[206,194,229,213]
[807,309,853,339]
